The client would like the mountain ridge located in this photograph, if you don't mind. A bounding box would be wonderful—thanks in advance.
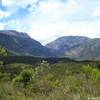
[0,30,61,57]
[0,30,30,38]
[45,36,100,60]
[0,30,100,60]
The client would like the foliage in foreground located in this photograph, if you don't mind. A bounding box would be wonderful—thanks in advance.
[0,61,100,100]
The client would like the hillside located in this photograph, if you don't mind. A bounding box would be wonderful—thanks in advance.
[0,30,60,57]
[46,36,100,60]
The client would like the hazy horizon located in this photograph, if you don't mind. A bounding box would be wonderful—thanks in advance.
[0,0,100,44]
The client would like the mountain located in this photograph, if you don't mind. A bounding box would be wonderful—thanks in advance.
[1,30,100,60]
[0,30,60,57]
[46,36,100,60]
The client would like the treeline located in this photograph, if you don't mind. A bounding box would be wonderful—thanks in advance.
[0,56,100,65]
[0,56,75,65]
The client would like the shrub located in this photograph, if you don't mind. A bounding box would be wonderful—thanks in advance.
[12,69,34,88]
[35,61,50,78]
[92,68,100,81]
[82,65,92,78]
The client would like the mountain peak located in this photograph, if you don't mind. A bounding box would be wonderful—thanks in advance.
[46,36,90,51]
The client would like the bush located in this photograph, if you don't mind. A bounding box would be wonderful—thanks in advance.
[12,69,34,88]
[35,61,50,78]
[92,68,100,81]
[82,65,92,78]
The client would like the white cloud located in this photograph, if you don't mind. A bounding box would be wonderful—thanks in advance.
[0,23,5,30]
[28,20,100,44]
[0,10,10,19]
[2,0,40,18]
[2,0,15,6]
[32,0,65,22]
[17,0,100,44]
[92,6,100,17]
[0,20,27,32]
[2,0,39,8]
[1,0,100,44]
[27,0,92,23]
[38,0,63,12]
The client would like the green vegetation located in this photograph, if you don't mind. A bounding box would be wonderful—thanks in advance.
[0,47,8,57]
[0,60,100,100]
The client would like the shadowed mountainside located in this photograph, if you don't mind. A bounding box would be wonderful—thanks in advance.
[0,30,61,57]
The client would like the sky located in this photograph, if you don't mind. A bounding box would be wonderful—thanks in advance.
[0,0,100,44]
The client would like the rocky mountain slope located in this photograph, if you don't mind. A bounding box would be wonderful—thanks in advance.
[46,36,100,60]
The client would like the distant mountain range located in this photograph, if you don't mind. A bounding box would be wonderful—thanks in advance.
[0,30,61,57]
[0,30,100,60]
[46,36,100,60]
